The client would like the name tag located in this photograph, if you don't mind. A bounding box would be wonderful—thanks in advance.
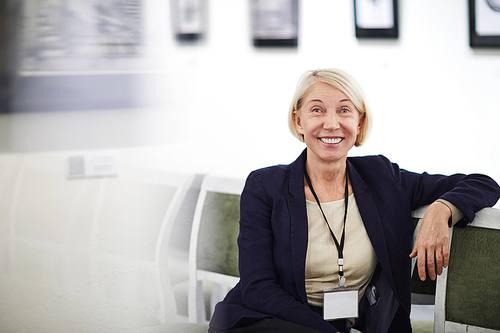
[323,285,359,320]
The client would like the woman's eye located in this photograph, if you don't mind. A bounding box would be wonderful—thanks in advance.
[312,108,322,113]
[340,108,350,113]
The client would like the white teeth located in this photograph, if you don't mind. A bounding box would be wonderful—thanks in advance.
[321,138,343,144]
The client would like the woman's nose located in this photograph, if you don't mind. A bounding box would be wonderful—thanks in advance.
[323,113,340,130]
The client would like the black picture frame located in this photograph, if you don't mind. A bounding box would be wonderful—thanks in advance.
[251,0,299,48]
[354,0,398,39]
[469,0,500,47]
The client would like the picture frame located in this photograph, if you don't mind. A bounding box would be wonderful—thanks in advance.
[354,0,399,39]
[6,0,160,113]
[251,0,299,47]
[469,0,500,47]
[171,0,206,42]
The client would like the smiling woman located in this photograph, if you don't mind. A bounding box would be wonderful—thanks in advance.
[292,82,365,177]
[288,69,371,148]
[207,68,500,333]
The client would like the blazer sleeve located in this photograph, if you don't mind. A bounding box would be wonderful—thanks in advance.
[384,157,500,226]
[237,170,337,333]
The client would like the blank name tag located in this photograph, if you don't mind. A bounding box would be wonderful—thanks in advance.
[323,287,359,320]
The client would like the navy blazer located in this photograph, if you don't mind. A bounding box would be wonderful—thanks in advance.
[210,150,500,333]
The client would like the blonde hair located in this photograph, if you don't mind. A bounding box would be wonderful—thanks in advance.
[288,68,371,147]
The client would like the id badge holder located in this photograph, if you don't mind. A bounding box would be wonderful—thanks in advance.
[323,283,359,321]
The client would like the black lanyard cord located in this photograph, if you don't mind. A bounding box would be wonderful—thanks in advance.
[304,157,349,280]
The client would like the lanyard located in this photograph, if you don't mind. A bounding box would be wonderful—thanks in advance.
[304,159,349,287]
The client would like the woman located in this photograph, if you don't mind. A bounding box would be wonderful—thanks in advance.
[208,69,500,333]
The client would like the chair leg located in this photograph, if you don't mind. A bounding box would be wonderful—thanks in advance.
[189,279,206,323]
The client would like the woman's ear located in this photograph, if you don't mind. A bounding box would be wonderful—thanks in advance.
[294,111,304,133]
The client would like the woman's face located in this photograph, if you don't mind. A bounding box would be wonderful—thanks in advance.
[294,82,364,166]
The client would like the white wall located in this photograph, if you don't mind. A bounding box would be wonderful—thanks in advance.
[2,0,500,188]
[2,0,500,185]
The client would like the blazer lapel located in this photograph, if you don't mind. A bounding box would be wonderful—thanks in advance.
[347,160,397,297]
[286,150,309,304]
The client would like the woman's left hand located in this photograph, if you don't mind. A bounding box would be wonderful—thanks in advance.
[409,201,452,281]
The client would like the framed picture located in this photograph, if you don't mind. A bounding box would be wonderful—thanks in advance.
[6,0,163,112]
[251,0,298,47]
[354,0,398,39]
[171,0,206,42]
[469,0,500,47]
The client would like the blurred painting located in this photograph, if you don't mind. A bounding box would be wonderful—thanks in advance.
[7,0,163,112]
[354,0,398,38]
[355,0,394,29]
[171,0,206,41]
[251,0,298,47]
[19,0,144,72]
[476,0,500,36]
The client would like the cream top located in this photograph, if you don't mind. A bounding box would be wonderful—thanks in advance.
[305,193,378,307]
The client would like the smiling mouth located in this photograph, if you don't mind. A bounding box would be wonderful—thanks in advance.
[320,138,343,144]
